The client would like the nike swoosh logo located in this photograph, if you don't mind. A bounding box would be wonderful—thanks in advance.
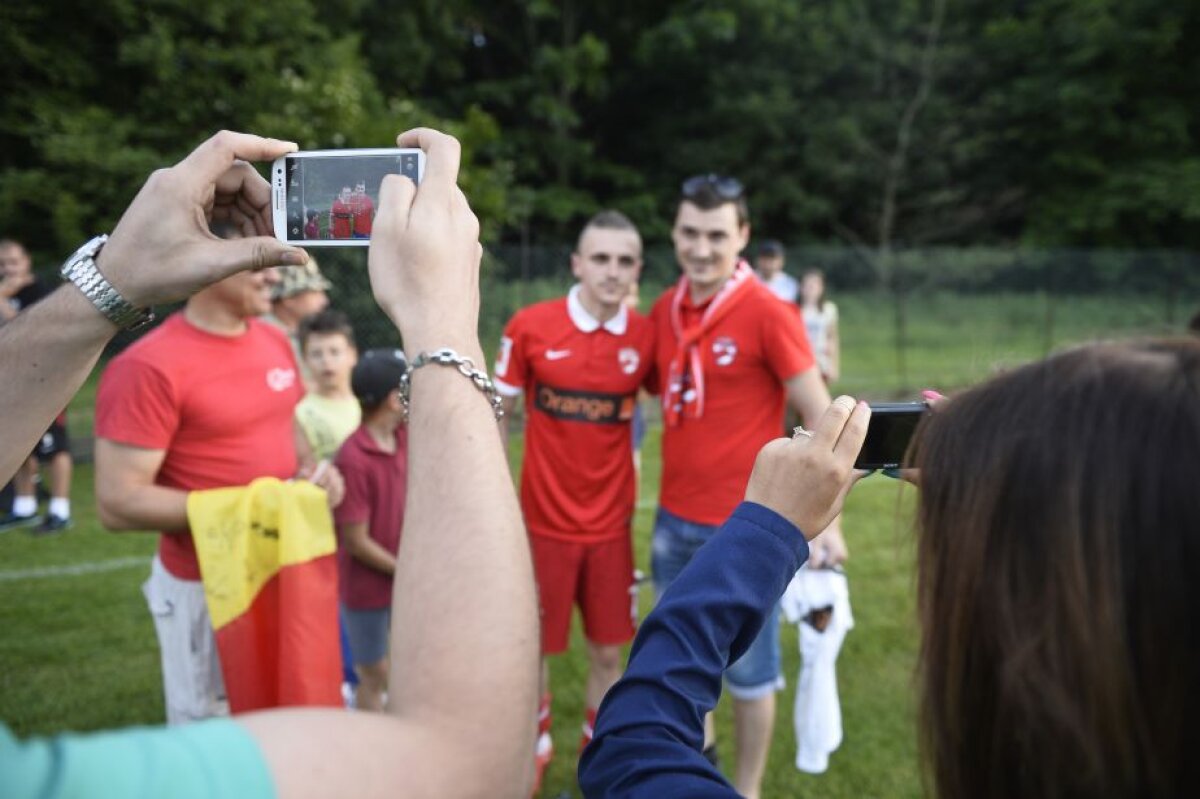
[545,349,572,361]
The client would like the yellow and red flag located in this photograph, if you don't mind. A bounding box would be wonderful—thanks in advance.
[188,477,342,712]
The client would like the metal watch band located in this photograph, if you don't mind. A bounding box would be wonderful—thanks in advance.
[60,235,155,331]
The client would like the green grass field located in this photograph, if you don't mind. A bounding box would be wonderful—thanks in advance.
[0,434,921,797]
[0,288,1191,796]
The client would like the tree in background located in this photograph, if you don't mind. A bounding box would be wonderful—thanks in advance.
[0,0,514,263]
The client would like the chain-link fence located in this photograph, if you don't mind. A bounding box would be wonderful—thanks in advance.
[72,244,1197,455]
[314,244,1200,392]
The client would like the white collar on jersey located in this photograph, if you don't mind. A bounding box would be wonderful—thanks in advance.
[567,284,628,335]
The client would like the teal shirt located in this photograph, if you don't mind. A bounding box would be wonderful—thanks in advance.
[1,719,275,799]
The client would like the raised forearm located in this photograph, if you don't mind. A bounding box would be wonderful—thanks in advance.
[388,347,537,778]
[580,503,809,796]
[0,286,115,483]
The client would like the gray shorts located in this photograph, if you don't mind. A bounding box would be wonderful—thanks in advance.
[143,555,228,724]
[341,605,390,666]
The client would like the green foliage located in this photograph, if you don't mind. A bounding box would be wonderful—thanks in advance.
[0,0,515,260]
[2,0,1198,262]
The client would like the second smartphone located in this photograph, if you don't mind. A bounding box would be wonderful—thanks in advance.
[271,148,426,247]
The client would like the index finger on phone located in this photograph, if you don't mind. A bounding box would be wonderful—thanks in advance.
[809,395,858,450]
[396,128,461,196]
[833,401,871,467]
[179,131,298,185]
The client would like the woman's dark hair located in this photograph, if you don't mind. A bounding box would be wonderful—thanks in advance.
[911,338,1200,799]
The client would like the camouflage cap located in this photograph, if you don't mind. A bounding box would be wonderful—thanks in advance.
[272,257,332,301]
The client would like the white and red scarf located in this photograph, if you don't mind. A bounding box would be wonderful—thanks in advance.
[663,260,755,427]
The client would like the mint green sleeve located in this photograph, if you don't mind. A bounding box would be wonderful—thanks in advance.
[1,719,276,799]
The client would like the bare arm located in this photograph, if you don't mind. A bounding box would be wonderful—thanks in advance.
[0,287,117,483]
[93,439,189,531]
[499,393,521,447]
[293,418,315,473]
[340,521,396,575]
[243,128,538,798]
[785,367,849,566]
[827,314,840,383]
[786,366,832,426]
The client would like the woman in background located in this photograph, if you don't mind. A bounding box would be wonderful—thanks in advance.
[799,269,838,384]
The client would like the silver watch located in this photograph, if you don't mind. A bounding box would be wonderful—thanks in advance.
[60,235,155,331]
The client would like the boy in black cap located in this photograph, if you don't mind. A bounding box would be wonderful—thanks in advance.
[332,348,409,711]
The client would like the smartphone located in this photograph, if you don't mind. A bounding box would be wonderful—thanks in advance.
[271,148,426,247]
[854,402,929,470]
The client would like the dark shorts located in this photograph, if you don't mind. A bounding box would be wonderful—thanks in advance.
[34,416,70,462]
[341,606,390,666]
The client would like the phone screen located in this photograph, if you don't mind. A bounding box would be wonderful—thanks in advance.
[282,153,422,244]
[854,403,927,469]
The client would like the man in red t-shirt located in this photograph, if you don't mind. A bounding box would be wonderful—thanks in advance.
[332,349,408,712]
[329,187,353,239]
[94,227,344,725]
[494,210,655,788]
[647,175,840,799]
[350,181,374,239]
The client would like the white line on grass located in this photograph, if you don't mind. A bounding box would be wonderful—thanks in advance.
[0,556,149,583]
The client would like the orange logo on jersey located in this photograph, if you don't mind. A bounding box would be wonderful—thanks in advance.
[535,383,636,424]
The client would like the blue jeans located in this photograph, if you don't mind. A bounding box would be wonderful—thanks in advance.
[651,506,783,699]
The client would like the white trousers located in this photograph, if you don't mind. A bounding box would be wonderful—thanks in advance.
[142,555,228,725]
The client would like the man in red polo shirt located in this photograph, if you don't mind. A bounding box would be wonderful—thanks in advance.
[494,210,655,790]
[350,180,375,239]
[648,175,843,799]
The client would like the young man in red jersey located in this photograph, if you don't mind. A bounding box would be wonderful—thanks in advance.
[494,210,655,791]
[329,187,353,239]
[647,175,844,799]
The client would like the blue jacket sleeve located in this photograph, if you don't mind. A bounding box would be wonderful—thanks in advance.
[578,502,809,798]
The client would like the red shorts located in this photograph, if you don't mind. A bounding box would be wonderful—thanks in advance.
[530,534,638,655]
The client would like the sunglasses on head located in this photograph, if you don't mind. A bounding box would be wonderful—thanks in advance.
[681,174,744,201]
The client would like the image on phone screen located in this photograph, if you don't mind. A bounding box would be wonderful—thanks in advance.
[281,152,422,245]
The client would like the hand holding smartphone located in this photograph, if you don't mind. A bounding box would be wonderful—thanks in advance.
[272,149,426,247]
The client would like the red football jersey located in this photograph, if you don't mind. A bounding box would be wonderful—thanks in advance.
[495,287,656,542]
[651,278,815,526]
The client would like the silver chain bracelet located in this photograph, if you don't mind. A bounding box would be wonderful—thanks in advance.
[399,348,505,421]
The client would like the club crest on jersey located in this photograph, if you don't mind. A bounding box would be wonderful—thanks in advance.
[712,337,738,367]
[266,367,297,392]
[618,347,640,375]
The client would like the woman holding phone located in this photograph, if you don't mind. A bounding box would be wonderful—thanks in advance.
[584,337,1199,798]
